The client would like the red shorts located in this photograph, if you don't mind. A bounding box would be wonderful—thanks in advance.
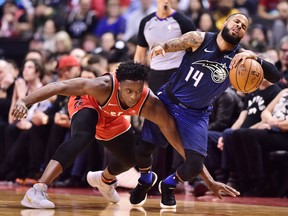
[68,96,131,141]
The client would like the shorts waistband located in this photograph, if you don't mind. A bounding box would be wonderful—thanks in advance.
[165,84,209,112]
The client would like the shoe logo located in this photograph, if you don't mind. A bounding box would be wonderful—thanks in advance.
[204,48,214,53]
[26,195,32,203]
[224,55,232,60]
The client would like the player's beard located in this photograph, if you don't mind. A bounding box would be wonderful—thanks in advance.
[221,26,241,45]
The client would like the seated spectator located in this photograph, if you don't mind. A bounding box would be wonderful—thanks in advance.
[271,1,288,50]
[14,55,81,185]
[233,87,288,196]
[0,60,15,165]
[66,0,98,46]
[93,0,126,40]
[0,59,47,181]
[275,36,288,89]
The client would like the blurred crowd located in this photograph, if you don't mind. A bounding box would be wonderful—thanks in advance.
[0,0,288,198]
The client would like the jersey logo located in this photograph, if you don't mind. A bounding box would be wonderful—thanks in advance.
[193,60,228,83]
[204,48,214,53]
[108,103,118,106]
[74,98,83,109]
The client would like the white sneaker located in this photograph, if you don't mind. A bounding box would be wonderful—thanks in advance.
[21,183,55,209]
[87,171,120,203]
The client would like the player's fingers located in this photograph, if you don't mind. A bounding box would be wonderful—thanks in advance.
[230,58,240,69]
[240,57,246,65]
[223,185,240,197]
[216,191,222,199]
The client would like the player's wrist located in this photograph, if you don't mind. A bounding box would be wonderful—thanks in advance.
[151,43,163,50]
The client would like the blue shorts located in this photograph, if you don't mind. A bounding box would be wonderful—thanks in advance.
[141,87,211,156]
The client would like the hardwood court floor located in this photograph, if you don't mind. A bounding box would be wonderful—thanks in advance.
[0,183,288,216]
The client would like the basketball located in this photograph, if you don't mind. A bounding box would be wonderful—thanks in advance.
[229,59,264,93]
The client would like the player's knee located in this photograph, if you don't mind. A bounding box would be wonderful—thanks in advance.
[135,141,157,164]
[177,150,205,181]
[72,130,95,144]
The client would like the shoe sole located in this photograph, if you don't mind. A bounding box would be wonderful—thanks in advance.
[131,172,158,207]
[158,181,176,209]
[21,196,55,209]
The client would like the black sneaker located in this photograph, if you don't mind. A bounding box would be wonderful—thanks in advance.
[130,172,158,206]
[158,181,176,209]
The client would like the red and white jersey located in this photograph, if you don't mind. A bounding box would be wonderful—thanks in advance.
[68,75,150,140]
[100,75,150,117]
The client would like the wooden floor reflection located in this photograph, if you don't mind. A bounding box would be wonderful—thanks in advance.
[0,184,288,216]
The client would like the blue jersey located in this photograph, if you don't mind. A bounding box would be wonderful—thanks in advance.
[142,32,242,156]
[168,32,241,109]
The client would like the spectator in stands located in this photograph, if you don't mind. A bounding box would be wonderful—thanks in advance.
[212,0,240,31]
[122,0,156,41]
[248,24,270,53]
[234,0,258,17]
[0,60,15,165]
[0,59,46,181]
[66,0,98,46]
[275,36,288,89]
[93,0,126,40]
[0,0,33,38]
[233,87,288,196]
[52,31,73,57]
[70,48,86,64]
[81,53,108,75]
[271,1,288,50]
[184,0,205,23]
[194,11,217,32]
[81,34,98,53]
[257,0,281,21]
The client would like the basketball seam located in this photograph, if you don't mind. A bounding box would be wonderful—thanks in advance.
[244,59,252,93]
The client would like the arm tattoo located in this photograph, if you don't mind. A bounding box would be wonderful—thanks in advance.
[162,31,203,52]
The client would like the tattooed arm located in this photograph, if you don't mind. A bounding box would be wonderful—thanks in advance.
[149,31,205,59]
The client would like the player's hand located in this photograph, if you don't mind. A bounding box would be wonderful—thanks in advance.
[148,45,166,59]
[230,50,257,69]
[11,99,28,120]
[207,180,240,199]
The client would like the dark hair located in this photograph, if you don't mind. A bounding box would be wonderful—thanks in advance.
[226,13,249,22]
[116,61,148,82]
[23,59,45,80]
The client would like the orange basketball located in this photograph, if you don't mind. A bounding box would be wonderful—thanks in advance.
[229,59,264,93]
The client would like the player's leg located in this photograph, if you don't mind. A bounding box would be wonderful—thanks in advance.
[130,120,166,206]
[158,108,209,208]
[87,128,137,203]
[21,108,99,209]
[159,150,205,208]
